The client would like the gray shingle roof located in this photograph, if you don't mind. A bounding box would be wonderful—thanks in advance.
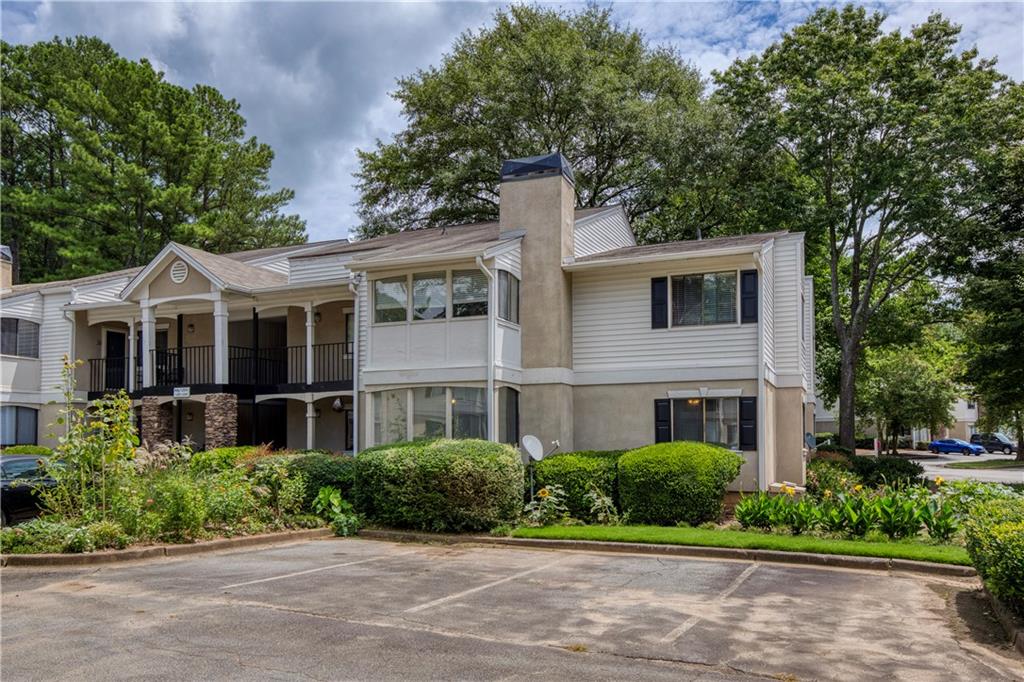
[171,243,287,291]
[573,231,787,264]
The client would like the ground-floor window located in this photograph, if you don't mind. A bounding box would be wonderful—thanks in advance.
[373,390,409,445]
[656,396,754,450]
[497,387,519,446]
[0,405,37,446]
[371,385,506,446]
[452,387,486,439]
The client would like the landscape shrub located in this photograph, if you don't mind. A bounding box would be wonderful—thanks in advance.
[286,452,356,508]
[815,443,853,458]
[1,445,53,456]
[846,455,923,489]
[0,519,79,553]
[618,442,743,526]
[204,469,261,527]
[188,446,258,474]
[937,480,1022,518]
[533,450,623,520]
[805,459,861,499]
[964,498,1024,614]
[354,439,523,532]
[85,520,130,550]
[149,471,208,540]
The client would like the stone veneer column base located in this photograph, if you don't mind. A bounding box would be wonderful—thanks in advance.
[140,396,174,447]
[205,393,238,449]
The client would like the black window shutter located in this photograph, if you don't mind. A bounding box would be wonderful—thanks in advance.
[739,397,757,450]
[740,270,758,324]
[654,399,671,443]
[651,277,668,329]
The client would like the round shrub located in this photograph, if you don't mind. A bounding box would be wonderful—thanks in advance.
[1,444,52,456]
[846,455,922,489]
[189,446,258,475]
[805,458,861,499]
[353,439,523,532]
[618,442,743,526]
[286,452,356,508]
[533,450,622,520]
[964,498,1024,613]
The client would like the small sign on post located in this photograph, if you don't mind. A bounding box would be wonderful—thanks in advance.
[172,386,191,399]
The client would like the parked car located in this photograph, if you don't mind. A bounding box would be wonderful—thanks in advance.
[928,438,986,456]
[970,432,1019,455]
[0,455,54,525]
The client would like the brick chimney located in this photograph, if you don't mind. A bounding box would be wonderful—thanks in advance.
[498,153,576,450]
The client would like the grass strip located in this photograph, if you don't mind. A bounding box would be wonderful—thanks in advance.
[942,460,1024,470]
[511,525,970,565]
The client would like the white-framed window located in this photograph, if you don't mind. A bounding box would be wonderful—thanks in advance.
[412,272,447,321]
[452,270,488,318]
[0,318,40,358]
[671,397,740,449]
[374,277,408,323]
[452,387,487,439]
[372,390,408,445]
[369,385,494,446]
[412,386,446,438]
[0,406,38,446]
[671,271,737,326]
[498,270,519,324]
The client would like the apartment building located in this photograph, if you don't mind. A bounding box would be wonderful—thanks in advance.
[0,153,815,489]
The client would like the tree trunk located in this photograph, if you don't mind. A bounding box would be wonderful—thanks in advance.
[838,346,857,451]
[1014,410,1023,463]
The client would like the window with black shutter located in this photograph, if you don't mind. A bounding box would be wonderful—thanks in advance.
[654,399,671,442]
[740,270,758,323]
[651,278,668,329]
[739,397,757,450]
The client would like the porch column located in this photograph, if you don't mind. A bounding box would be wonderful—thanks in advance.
[213,293,229,384]
[306,400,316,450]
[304,302,314,385]
[127,316,137,392]
[141,304,155,387]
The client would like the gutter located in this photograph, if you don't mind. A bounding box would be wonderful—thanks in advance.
[475,255,496,442]
[755,248,767,491]
[348,274,362,455]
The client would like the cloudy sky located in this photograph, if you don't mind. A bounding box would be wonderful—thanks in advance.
[3,1,1021,242]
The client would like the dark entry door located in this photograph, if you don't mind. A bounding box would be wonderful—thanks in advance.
[105,330,127,390]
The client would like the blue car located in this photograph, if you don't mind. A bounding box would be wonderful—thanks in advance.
[929,438,986,456]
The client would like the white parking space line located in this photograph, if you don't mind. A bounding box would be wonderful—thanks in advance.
[659,562,759,643]
[221,551,415,590]
[404,557,569,614]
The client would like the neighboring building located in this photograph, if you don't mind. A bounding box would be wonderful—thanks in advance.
[814,397,980,445]
[0,154,815,489]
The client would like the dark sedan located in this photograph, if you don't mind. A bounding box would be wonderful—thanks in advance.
[1,455,54,525]
[928,438,986,456]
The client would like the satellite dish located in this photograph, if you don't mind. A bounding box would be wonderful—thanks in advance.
[521,435,544,462]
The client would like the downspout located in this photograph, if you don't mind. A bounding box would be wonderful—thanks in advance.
[755,250,767,491]
[475,256,496,441]
[348,274,362,454]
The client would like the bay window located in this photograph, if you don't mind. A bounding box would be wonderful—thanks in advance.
[372,390,408,445]
[412,272,446,320]
[452,387,486,439]
[374,277,408,323]
[412,386,446,438]
[452,270,488,317]
[498,270,519,324]
[370,386,496,445]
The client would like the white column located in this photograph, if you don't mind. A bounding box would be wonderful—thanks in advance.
[306,400,316,450]
[213,294,229,384]
[305,302,314,385]
[127,316,137,392]
[141,304,155,387]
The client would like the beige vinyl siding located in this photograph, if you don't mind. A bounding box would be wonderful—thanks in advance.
[39,293,73,396]
[288,254,352,284]
[358,279,369,372]
[1,293,43,322]
[572,209,635,259]
[72,276,133,304]
[771,235,803,377]
[761,243,776,373]
[493,245,521,279]
[254,257,290,276]
[572,256,758,374]
[802,276,815,393]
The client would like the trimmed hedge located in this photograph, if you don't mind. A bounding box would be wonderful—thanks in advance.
[618,442,743,526]
[964,498,1024,615]
[1,445,52,456]
[846,455,923,489]
[533,450,623,520]
[353,439,523,532]
[286,452,356,507]
[189,446,258,474]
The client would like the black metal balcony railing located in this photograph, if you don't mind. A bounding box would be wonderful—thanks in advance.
[90,342,352,393]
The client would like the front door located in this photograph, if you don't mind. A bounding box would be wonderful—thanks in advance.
[105,330,127,390]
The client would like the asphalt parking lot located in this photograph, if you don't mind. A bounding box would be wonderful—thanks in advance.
[2,538,1022,681]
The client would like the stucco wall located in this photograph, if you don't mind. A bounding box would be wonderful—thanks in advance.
[521,383,574,453]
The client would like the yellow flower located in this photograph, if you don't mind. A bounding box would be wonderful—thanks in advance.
[934,476,944,486]
[784,485,796,497]
[823,489,832,499]
[537,488,550,498]
[853,484,863,493]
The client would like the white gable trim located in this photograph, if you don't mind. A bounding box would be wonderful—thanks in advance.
[119,243,225,300]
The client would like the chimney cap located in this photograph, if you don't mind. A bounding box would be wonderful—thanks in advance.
[500,152,574,185]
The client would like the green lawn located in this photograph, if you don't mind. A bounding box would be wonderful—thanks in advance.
[511,525,970,565]
[943,459,1024,470]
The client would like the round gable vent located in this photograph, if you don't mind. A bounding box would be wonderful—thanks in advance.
[169,260,189,284]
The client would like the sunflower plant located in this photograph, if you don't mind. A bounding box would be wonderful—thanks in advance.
[523,485,571,527]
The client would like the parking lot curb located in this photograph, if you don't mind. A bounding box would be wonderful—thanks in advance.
[985,588,1024,655]
[0,528,332,567]
[357,529,977,578]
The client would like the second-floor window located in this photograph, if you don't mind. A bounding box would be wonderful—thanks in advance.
[498,270,519,324]
[413,272,446,320]
[0,318,40,358]
[452,270,488,317]
[374,276,408,323]
[671,272,736,326]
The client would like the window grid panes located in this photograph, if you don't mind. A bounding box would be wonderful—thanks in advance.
[671,272,737,326]
[374,277,408,323]
[373,390,408,445]
[670,398,740,449]
[412,272,447,321]
[412,386,446,439]
[452,271,488,318]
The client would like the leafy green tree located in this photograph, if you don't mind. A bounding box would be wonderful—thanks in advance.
[1,37,305,283]
[355,5,732,239]
[715,6,1014,449]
